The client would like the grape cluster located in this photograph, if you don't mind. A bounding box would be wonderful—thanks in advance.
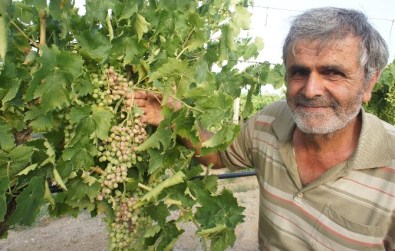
[107,195,153,250]
[108,196,139,249]
[92,67,156,250]
[90,66,134,110]
[97,114,148,198]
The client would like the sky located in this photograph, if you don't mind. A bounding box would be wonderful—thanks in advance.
[251,0,395,64]
[73,0,395,64]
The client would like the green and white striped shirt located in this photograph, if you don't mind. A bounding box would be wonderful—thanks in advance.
[220,101,395,250]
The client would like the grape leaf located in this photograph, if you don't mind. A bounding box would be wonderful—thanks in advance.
[150,58,194,98]
[135,13,150,41]
[195,189,244,229]
[69,105,91,125]
[210,227,237,251]
[76,30,111,63]
[200,123,240,155]
[194,92,234,130]
[219,24,236,61]
[0,62,24,105]
[0,177,9,222]
[85,0,114,24]
[0,123,14,151]
[155,221,184,251]
[141,171,185,202]
[172,108,200,145]
[146,201,170,227]
[114,0,137,21]
[91,106,113,140]
[8,176,45,226]
[136,107,174,151]
[24,107,54,131]
[0,7,7,64]
[234,5,251,30]
[26,46,83,112]
[7,145,35,178]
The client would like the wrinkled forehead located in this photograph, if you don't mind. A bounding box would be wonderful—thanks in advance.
[286,35,362,60]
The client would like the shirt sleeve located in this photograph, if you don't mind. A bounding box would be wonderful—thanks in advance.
[219,115,256,171]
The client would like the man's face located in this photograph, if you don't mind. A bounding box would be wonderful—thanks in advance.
[285,36,373,135]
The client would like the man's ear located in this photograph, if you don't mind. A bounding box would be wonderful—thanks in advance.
[362,71,380,103]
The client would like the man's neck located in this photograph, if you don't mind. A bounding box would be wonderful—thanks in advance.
[292,114,362,185]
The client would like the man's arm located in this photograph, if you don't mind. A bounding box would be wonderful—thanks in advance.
[134,91,225,169]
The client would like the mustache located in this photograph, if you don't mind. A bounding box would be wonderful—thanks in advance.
[293,95,338,108]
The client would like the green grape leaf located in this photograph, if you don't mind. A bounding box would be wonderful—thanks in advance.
[172,108,200,146]
[26,46,83,112]
[150,58,194,98]
[135,13,150,41]
[0,62,25,105]
[8,176,45,226]
[146,201,170,227]
[0,177,9,222]
[69,105,91,125]
[147,148,163,174]
[155,221,184,251]
[76,30,111,63]
[67,177,100,203]
[24,107,54,131]
[219,24,236,61]
[7,145,35,178]
[0,123,14,151]
[136,107,173,151]
[234,5,251,30]
[114,0,137,21]
[91,106,113,140]
[201,123,240,155]
[195,92,234,130]
[85,0,114,24]
[195,189,244,228]
[210,227,237,251]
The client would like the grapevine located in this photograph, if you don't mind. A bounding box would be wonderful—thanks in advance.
[0,1,285,250]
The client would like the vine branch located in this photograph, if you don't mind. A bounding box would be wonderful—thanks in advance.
[39,10,47,50]
[10,21,39,48]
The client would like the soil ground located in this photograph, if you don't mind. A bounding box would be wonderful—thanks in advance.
[0,175,259,251]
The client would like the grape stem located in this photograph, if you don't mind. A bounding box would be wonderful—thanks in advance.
[10,21,39,48]
[138,182,152,191]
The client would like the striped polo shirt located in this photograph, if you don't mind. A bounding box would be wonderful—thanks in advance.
[220,100,395,250]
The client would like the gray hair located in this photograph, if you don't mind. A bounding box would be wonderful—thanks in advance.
[282,7,389,82]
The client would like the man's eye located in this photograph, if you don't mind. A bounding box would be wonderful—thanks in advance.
[323,69,345,77]
[291,69,309,78]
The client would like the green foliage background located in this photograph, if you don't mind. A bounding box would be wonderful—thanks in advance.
[0,0,284,250]
[364,60,395,125]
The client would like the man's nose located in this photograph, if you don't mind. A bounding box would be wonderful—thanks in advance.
[302,72,324,98]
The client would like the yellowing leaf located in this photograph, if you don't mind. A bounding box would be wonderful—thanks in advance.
[53,168,67,191]
[234,6,251,30]
[16,163,38,176]
[0,13,7,63]
[44,180,55,205]
[141,171,185,202]
[135,13,150,41]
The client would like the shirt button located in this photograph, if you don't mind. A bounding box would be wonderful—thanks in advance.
[297,192,303,198]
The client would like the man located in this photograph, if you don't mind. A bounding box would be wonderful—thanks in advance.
[135,7,395,250]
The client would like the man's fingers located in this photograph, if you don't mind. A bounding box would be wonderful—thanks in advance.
[134,98,146,107]
[134,91,147,99]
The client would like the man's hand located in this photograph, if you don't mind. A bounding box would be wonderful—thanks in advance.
[134,91,183,127]
[134,91,164,127]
